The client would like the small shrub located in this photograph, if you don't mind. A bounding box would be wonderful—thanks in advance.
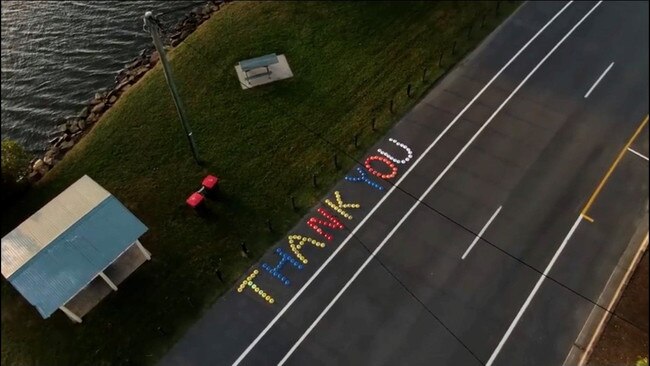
[1,139,31,204]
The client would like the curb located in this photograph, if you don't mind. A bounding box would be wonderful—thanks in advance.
[562,207,649,366]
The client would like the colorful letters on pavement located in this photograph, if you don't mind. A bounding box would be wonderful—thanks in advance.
[238,137,414,304]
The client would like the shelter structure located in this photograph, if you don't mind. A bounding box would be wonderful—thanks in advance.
[1,175,150,323]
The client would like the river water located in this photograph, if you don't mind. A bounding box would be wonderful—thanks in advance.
[1,0,207,153]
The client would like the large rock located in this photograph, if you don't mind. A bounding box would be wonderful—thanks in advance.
[52,136,65,146]
[44,147,61,160]
[91,90,109,104]
[59,140,75,151]
[68,122,80,134]
[149,51,159,66]
[28,170,42,182]
[91,102,106,114]
[125,58,142,70]
[52,136,66,148]
[43,155,55,166]
[134,65,149,77]
[180,29,192,40]
[64,118,85,132]
[33,159,49,175]
[87,113,99,124]
[106,87,119,99]
[78,106,89,119]
[116,69,129,83]
[64,117,80,133]
[116,80,131,92]
[109,95,117,104]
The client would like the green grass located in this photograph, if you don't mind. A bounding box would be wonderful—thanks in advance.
[1,2,519,365]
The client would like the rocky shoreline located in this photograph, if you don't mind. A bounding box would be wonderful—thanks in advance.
[28,0,228,182]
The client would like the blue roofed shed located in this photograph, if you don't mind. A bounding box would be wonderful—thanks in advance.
[1,175,151,323]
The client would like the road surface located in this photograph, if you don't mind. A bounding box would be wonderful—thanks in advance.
[161,1,649,365]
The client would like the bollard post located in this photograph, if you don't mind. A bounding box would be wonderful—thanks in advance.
[333,154,340,170]
[438,50,444,67]
[389,99,394,114]
[266,219,273,232]
[215,266,224,283]
[312,173,317,187]
[354,133,360,148]
[423,67,428,82]
[371,117,377,131]
[240,241,249,258]
[451,40,457,55]
[467,23,473,39]
[291,196,297,211]
[481,13,487,28]
[407,83,412,98]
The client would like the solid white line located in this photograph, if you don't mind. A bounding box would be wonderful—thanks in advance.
[232,2,575,365]
[279,2,601,363]
[627,147,649,161]
[584,62,614,98]
[461,206,503,260]
[486,5,604,365]
[486,215,584,366]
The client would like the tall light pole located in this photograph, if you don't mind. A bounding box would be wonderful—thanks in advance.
[143,11,201,165]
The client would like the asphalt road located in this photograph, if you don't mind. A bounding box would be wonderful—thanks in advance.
[160,1,649,365]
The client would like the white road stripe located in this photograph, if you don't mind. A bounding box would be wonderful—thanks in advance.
[232,2,575,365]
[279,2,601,363]
[627,147,649,161]
[584,61,614,98]
[486,215,584,366]
[486,4,604,364]
[461,206,502,260]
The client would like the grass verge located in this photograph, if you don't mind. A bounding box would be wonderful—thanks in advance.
[588,251,649,366]
[1,2,519,365]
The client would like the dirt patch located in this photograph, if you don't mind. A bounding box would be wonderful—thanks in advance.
[588,250,649,366]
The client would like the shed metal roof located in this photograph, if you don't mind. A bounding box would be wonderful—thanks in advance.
[1,176,147,318]
[1,175,110,278]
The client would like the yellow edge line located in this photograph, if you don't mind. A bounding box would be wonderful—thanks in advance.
[582,214,594,223]
[581,115,649,219]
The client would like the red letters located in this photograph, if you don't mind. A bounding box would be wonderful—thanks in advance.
[364,155,398,179]
[306,208,344,241]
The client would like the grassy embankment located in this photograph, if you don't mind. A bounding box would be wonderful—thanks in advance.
[1,2,519,365]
